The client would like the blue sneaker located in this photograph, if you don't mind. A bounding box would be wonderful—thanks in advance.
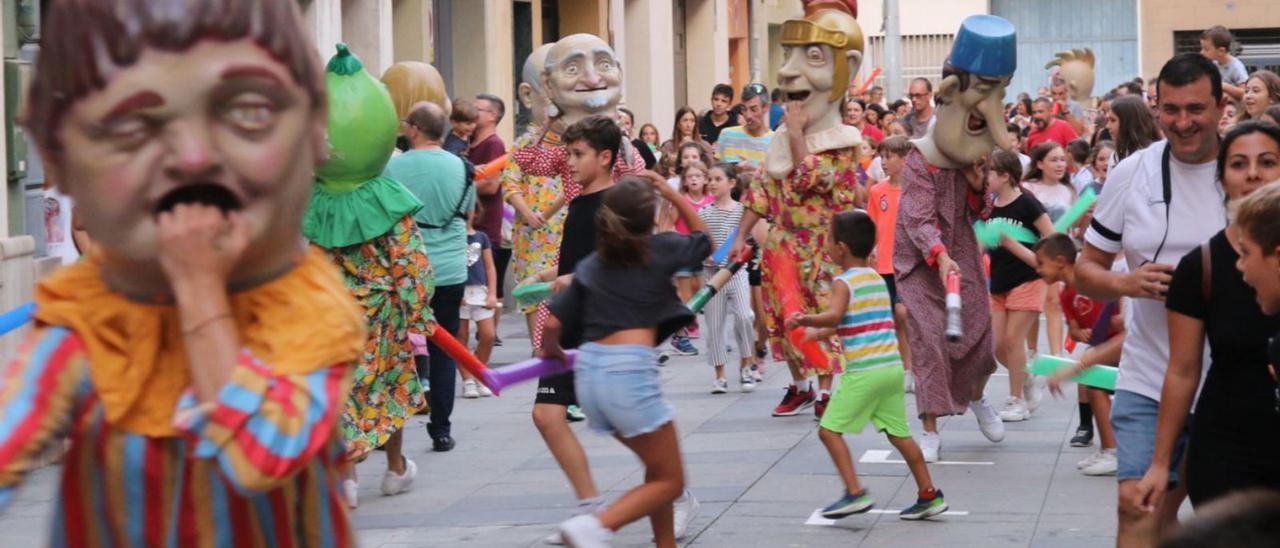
[670,336,699,356]
[899,489,948,520]
[821,489,874,519]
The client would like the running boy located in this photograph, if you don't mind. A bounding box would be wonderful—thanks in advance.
[701,164,757,393]
[867,136,914,391]
[787,211,948,520]
[1037,233,1124,476]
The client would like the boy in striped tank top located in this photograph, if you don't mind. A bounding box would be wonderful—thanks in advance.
[788,211,948,520]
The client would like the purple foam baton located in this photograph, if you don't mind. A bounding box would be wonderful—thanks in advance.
[480,351,578,395]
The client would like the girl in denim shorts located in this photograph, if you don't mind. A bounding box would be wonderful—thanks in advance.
[541,174,711,547]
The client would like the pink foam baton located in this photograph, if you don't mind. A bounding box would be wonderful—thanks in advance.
[945,270,963,342]
[479,352,577,396]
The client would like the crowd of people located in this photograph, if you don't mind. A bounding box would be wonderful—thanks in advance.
[2,1,1280,547]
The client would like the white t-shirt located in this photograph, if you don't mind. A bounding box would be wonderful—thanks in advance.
[1084,140,1225,401]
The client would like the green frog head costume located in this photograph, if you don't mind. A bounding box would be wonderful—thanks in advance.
[302,44,422,249]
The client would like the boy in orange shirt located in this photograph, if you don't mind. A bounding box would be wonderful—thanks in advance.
[867,136,914,390]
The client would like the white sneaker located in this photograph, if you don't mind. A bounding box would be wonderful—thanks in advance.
[919,432,940,463]
[752,363,765,382]
[380,456,417,496]
[544,498,605,545]
[904,370,916,394]
[673,489,700,539]
[478,382,494,397]
[968,398,1006,442]
[998,396,1030,422]
[711,378,728,394]
[1077,451,1102,469]
[462,379,480,399]
[558,514,613,548]
[740,369,757,393]
[343,478,358,509]
[1023,375,1046,414]
[1081,449,1118,476]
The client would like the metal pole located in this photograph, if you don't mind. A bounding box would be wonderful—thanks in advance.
[883,0,902,103]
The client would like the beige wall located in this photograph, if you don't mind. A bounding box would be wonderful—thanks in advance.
[451,0,517,142]
[0,16,7,239]
[857,0,988,37]
[1139,0,1277,79]
[302,0,344,61]
[685,0,731,113]
[560,0,609,36]
[622,0,677,134]
[341,0,395,76]
[392,0,434,63]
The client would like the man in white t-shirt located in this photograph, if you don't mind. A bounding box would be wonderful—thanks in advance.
[1077,53,1227,547]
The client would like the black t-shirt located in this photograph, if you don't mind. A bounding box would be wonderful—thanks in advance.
[558,190,606,277]
[988,191,1047,294]
[550,232,712,346]
[1167,230,1280,433]
[698,107,739,144]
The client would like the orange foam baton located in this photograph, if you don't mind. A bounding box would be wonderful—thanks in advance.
[474,152,511,181]
[763,243,830,369]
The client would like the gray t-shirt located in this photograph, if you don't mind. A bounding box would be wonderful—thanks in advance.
[549,232,711,347]
[1219,57,1249,87]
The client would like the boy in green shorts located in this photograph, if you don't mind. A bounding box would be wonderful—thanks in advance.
[787,210,947,520]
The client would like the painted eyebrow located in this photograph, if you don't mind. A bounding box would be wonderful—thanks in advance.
[103,91,164,119]
[219,65,286,86]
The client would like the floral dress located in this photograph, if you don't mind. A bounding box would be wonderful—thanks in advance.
[323,215,435,462]
[503,130,568,314]
[744,146,861,377]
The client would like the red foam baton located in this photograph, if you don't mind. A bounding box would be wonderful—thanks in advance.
[944,271,963,342]
[854,67,882,96]
[426,329,499,392]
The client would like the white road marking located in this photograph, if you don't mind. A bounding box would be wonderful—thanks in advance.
[859,449,994,466]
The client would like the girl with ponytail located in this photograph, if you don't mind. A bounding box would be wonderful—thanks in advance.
[541,171,712,546]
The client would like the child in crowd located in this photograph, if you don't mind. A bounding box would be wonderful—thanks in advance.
[1038,233,1124,476]
[1233,181,1280,423]
[787,211,948,521]
[458,204,498,398]
[445,98,478,156]
[1200,25,1250,100]
[663,141,713,195]
[1067,139,1093,193]
[542,174,711,547]
[701,164,757,393]
[867,136,914,392]
[985,150,1056,423]
[668,160,714,355]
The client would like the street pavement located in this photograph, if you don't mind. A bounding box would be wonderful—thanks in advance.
[0,313,1129,547]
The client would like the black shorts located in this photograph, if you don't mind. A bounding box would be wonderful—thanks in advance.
[535,371,577,406]
[881,274,898,306]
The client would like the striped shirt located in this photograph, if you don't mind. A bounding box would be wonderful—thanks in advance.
[715,126,772,167]
[0,327,356,547]
[698,201,744,268]
[835,267,902,371]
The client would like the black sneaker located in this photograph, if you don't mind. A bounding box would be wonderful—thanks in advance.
[494,335,504,347]
[1070,428,1094,448]
[432,435,456,452]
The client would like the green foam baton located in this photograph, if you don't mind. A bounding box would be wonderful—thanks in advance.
[974,219,1038,248]
[513,282,553,307]
[1053,187,1097,233]
[1029,354,1117,391]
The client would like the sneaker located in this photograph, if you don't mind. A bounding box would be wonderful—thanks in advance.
[751,363,765,382]
[478,382,494,397]
[462,380,480,399]
[670,336,699,356]
[998,396,1030,422]
[814,393,831,420]
[711,378,729,394]
[494,335,504,347]
[899,489,948,520]
[566,405,586,422]
[904,370,916,394]
[919,432,940,463]
[544,498,605,545]
[1077,451,1102,469]
[772,385,816,416]
[432,435,455,452]
[343,478,359,509]
[1070,428,1094,448]
[557,514,613,548]
[968,398,1006,443]
[380,456,417,496]
[1081,449,1118,476]
[672,489,700,538]
[820,489,874,519]
[657,351,672,366]
[740,369,757,393]
[1024,375,1046,414]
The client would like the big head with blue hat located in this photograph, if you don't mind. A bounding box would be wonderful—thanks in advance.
[918,14,1018,168]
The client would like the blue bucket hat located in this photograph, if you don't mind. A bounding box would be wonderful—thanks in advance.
[949,15,1016,78]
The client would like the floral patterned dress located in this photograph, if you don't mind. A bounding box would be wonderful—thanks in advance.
[503,130,568,314]
[322,215,435,462]
[744,146,861,377]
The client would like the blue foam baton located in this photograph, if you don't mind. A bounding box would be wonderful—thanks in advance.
[710,224,742,265]
[0,302,35,337]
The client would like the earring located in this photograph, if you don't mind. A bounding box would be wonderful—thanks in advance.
[547,104,560,119]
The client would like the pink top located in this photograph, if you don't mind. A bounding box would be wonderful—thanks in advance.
[675,194,714,234]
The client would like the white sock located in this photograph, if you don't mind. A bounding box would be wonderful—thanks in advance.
[818,389,831,398]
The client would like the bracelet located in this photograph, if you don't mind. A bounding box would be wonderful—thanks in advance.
[181,312,233,336]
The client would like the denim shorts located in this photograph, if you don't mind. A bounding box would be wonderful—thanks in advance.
[573,343,674,438]
[1113,390,1189,483]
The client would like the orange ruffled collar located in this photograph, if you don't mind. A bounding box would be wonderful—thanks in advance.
[33,248,366,437]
